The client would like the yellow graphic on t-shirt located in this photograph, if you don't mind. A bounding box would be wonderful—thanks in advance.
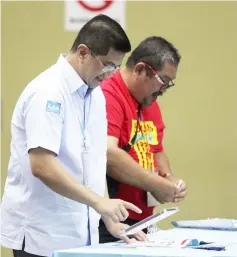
[129,120,158,171]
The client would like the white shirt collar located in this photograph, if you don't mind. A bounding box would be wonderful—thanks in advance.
[56,54,87,94]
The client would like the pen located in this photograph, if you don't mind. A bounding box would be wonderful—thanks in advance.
[196,246,225,251]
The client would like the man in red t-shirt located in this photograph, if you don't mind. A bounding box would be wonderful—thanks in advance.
[99,36,187,243]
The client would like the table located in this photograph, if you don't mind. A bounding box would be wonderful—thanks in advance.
[52,228,237,257]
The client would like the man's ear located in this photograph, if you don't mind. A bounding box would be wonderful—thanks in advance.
[77,44,90,60]
[134,62,146,75]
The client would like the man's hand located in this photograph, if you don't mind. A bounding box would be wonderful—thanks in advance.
[103,217,146,244]
[150,177,180,204]
[165,175,187,202]
[93,199,142,223]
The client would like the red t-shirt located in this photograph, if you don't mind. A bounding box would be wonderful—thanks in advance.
[100,71,165,220]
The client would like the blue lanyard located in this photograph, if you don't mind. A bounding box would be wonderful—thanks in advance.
[79,87,92,151]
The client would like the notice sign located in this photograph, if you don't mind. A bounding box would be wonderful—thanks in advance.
[65,0,126,32]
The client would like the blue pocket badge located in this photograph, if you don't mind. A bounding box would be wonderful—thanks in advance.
[46,101,61,114]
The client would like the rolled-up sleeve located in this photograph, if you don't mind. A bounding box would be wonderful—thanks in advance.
[24,89,64,155]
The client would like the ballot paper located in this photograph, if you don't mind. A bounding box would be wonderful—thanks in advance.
[172,219,237,231]
[112,239,231,250]
[113,238,200,248]
[120,207,179,236]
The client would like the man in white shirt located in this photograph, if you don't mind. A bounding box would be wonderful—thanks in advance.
[1,15,145,257]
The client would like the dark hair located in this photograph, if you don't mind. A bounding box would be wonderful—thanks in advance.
[126,36,181,71]
[70,14,131,55]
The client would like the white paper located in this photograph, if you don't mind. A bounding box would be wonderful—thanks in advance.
[147,191,160,207]
[120,207,179,236]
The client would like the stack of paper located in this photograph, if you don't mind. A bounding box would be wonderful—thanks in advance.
[113,238,200,248]
[171,219,237,231]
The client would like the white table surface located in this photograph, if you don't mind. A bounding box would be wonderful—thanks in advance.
[52,228,237,257]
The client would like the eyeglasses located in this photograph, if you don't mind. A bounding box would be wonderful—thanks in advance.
[90,49,120,73]
[141,61,175,91]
